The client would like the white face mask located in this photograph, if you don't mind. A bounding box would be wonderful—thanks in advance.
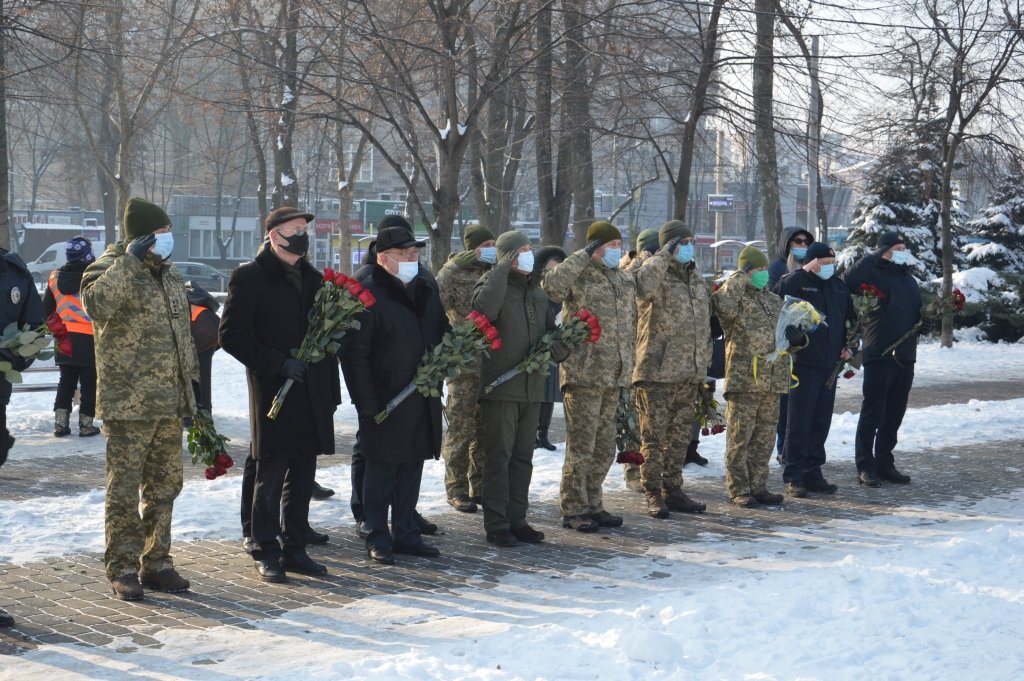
[152,232,174,260]
[517,250,535,272]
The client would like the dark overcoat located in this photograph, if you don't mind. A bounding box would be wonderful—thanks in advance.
[340,264,450,463]
[219,247,341,460]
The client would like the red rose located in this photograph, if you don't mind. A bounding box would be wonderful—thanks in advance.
[701,428,710,436]
[214,464,227,477]
[467,310,481,322]
[334,272,350,287]
[358,290,376,307]
[204,467,218,480]
[843,369,856,379]
[576,309,591,321]
[44,313,64,334]
[58,338,73,356]
[490,338,503,351]
[484,326,500,341]
[345,281,361,295]
[323,267,335,282]
[215,451,233,469]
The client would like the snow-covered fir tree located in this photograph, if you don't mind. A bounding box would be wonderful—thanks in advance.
[963,175,1024,272]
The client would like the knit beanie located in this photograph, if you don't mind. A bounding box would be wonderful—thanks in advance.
[496,230,531,259]
[535,245,568,273]
[65,236,95,264]
[586,220,622,246]
[463,224,496,251]
[876,230,905,253]
[658,220,693,248]
[738,245,769,272]
[805,241,835,261]
[123,198,171,240]
[635,229,660,255]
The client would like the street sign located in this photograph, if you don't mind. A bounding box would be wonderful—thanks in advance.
[707,194,734,212]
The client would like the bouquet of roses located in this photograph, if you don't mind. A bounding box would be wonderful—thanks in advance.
[695,381,725,436]
[764,296,825,363]
[484,309,601,393]
[186,409,233,480]
[825,282,884,389]
[374,311,502,423]
[615,387,644,465]
[0,313,71,383]
[881,287,965,357]
[268,267,376,419]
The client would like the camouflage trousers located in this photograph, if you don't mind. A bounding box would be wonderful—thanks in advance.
[442,374,485,499]
[103,418,184,580]
[636,380,702,493]
[724,392,779,499]
[560,385,618,517]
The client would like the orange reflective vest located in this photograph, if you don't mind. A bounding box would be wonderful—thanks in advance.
[48,270,94,335]
[191,304,204,322]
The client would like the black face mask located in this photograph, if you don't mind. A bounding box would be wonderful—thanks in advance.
[276,231,309,256]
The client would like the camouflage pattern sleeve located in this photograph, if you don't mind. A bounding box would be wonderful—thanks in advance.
[81,244,139,324]
[540,250,589,304]
[634,249,671,303]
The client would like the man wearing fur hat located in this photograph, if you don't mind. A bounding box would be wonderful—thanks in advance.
[713,245,804,507]
[633,220,712,518]
[842,231,923,487]
[775,242,855,497]
[436,224,496,513]
[542,220,637,533]
[82,197,199,600]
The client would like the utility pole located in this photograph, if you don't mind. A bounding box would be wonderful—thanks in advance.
[714,128,725,272]
[807,35,822,242]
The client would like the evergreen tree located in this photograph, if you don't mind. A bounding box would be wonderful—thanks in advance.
[963,175,1024,272]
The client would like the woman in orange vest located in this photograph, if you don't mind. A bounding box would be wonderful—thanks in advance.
[42,237,100,437]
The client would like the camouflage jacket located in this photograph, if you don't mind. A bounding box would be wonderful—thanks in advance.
[633,250,712,385]
[542,250,637,389]
[712,271,789,395]
[623,251,652,274]
[436,253,490,378]
[82,243,199,419]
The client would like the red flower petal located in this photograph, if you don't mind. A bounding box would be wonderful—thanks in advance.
[323,267,335,282]
[491,338,503,351]
[204,467,218,480]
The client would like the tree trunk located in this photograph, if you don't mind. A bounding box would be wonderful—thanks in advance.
[272,0,300,209]
[939,136,958,348]
[564,0,592,249]
[753,0,783,259]
[0,6,9,252]
[536,3,571,246]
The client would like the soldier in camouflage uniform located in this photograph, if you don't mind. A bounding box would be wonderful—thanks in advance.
[82,198,199,600]
[542,220,637,532]
[633,221,711,518]
[436,224,496,512]
[713,246,804,507]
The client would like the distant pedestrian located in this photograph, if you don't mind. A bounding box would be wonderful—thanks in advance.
[82,197,198,600]
[533,245,568,452]
[185,280,220,417]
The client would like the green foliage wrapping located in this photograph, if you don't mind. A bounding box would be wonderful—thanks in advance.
[1,321,57,383]
[615,388,642,454]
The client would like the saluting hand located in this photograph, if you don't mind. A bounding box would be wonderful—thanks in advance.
[127,233,156,261]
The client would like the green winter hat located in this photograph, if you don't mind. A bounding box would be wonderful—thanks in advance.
[496,230,531,259]
[123,198,171,240]
[658,220,693,248]
[635,229,660,255]
[586,220,622,246]
[738,245,769,272]
[463,224,496,251]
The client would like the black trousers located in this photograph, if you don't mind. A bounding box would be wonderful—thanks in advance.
[350,430,365,522]
[537,401,554,436]
[855,357,915,474]
[775,394,788,458]
[240,450,256,537]
[362,459,423,550]
[249,451,316,560]
[54,365,97,415]
[193,350,214,411]
[782,366,835,484]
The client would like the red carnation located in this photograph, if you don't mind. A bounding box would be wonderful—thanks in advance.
[358,290,376,307]
[490,338,503,351]
[323,267,335,282]
[215,451,233,469]
[843,369,856,379]
[58,338,73,356]
[204,467,218,480]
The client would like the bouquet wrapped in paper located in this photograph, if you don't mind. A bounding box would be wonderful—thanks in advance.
[764,296,825,363]
[484,309,601,393]
[186,409,233,480]
[0,313,71,384]
[268,267,376,420]
[375,311,502,423]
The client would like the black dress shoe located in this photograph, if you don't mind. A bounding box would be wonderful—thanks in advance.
[877,467,911,484]
[368,546,395,565]
[311,481,335,500]
[356,520,370,539]
[804,479,839,494]
[0,609,14,628]
[242,537,256,553]
[255,558,287,583]
[858,471,881,487]
[306,528,330,545]
[281,551,327,575]
[393,541,441,557]
[415,512,439,535]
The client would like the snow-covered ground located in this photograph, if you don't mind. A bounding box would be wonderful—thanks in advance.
[2,341,1023,679]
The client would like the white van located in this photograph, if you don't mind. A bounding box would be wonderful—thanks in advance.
[28,238,105,284]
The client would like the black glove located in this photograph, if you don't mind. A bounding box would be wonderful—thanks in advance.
[278,357,308,383]
[918,317,936,335]
[0,348,24,371]
[583,239,603,257]
[784,325,808,348]
[127,233,156,261]
[663,235,684,255]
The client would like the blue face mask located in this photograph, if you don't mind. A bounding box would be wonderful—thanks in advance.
[478,246,497,264]
[791,247,807,260]
[153,232,174,260]
[675,243,694,264]
[601,247,621,269]
[890,250,909,265]
[816,263,835,280]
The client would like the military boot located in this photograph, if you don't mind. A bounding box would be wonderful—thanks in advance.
[53,409,71,437]
[663,486,707,513]
[645,490,670,519]
[78,414,101,437]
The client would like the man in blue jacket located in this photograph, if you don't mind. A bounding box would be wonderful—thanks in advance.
[776,242,855,497]
[842,231,924,487]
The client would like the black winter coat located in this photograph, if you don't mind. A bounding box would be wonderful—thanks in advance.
[768,227,815,289]
[187,282,220,355]
[42,260,96,368]
[219,248,341,460]
[843,253,922,363]
[0,252,44,378]
[775,269,855,369]
[340,264,450,463]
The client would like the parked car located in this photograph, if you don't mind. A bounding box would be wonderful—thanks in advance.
[174,262,228,293]
[28,238,106,284]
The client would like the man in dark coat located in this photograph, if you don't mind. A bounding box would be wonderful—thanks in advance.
[776,242,855,497]
[843,230,923,487]
[340,225,450,565]
[219,207,342,582]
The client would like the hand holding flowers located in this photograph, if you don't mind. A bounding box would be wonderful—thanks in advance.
[186,409,233,480]
[0,313,70,383]
[881,287,965,357]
